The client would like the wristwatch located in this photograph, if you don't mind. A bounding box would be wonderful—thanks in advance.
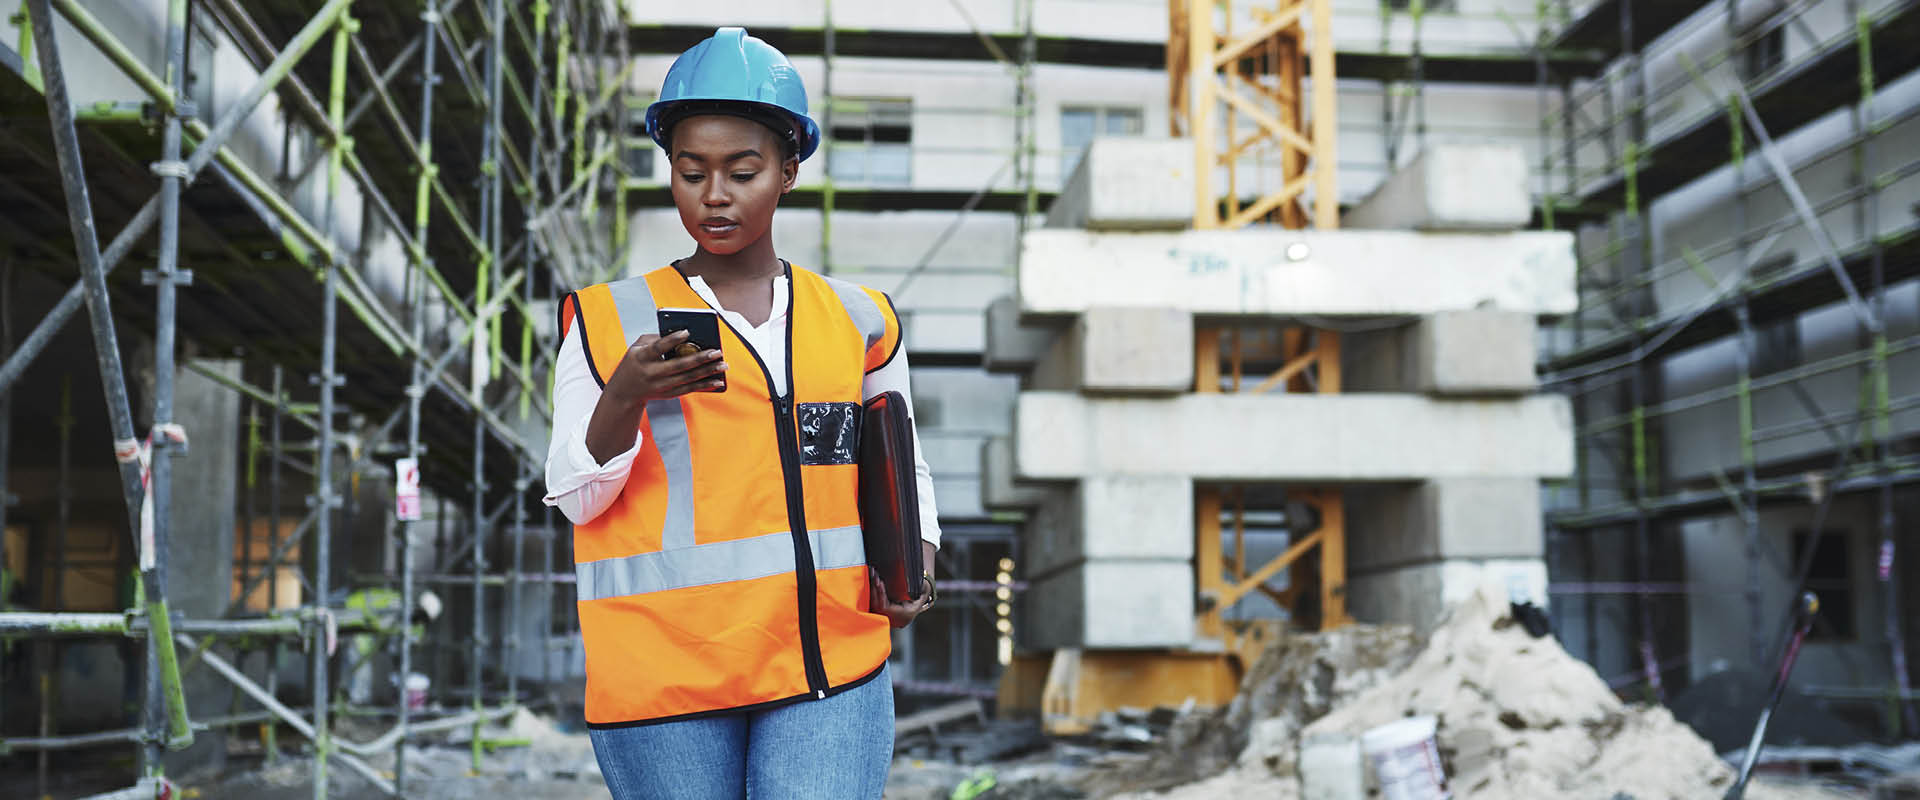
[921,572,938,608]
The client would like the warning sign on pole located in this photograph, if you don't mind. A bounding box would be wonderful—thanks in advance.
[395,457,422,521]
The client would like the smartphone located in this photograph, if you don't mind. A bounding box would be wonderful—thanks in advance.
[657,307,726,392]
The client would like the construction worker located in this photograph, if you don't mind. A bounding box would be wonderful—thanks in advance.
[543,27,942,799]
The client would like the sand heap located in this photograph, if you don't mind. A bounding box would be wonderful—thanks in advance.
[1082,623,1421,796]
[1298,586,1734,799]
[1113,587,1853,800]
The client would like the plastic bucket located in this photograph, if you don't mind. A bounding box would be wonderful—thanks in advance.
[1361,716,1449,800]
[404,673,430,712]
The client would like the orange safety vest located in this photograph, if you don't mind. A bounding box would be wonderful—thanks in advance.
[559,262,903,727]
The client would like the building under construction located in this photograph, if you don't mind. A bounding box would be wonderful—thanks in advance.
[0,0,1913,797]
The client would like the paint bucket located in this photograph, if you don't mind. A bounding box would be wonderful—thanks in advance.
[1361,716,1449,800]
[404,673,430,712]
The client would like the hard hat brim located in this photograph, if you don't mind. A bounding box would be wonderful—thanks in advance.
[647,98,822,163]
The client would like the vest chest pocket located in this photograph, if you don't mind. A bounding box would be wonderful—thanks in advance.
[796,402,861,465]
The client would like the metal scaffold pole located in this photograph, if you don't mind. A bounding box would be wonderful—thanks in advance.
[23,0,196,777]
[312,7,357,797]
[0,0,611,790]
[395,2,445,791]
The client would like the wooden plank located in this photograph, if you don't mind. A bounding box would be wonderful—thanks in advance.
[1221,528,1323,610]
[1211,3,1304,70]
[1318,490,1350,628]
[1249,348,1317,394]
[895,698,985,737]
[1308,0,1338,229]
[1196,488,1224,639]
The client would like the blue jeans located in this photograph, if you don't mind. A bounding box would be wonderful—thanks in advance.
[588,664,894,799]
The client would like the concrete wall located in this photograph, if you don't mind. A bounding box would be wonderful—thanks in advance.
[1679,499,1903,693]
[164,359,243,774]
[1645,67,1920,485]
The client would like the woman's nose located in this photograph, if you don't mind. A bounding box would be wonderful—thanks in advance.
[702,180,729,206]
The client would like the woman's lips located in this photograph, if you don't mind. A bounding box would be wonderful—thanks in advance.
[700,220,739,236]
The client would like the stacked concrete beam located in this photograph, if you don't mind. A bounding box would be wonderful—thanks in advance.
[988,139,1574,647]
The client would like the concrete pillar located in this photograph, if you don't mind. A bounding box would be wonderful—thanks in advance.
[164,357,241,775]
[1345,479,1546,633]
[1045,138,1195,231]
[983,294,1056,375]
[1346,479,1544,572]
[1346,559,1548,635]
[1026,560,1195,649]
[1341,144,1531,231]
[1021,477,1196,649]
[1029,307,1193,394]
[1022,476,1194,576]
[1343,311,1539,395]
[980,436,1049,510]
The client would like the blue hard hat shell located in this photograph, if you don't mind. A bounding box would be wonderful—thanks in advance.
[647,27,821,162]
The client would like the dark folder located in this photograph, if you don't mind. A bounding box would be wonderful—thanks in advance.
[859,390,924,604]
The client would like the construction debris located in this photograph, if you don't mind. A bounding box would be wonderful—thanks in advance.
[899,587,1868,800]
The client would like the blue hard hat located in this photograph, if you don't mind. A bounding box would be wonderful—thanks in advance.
[647,27,821,162]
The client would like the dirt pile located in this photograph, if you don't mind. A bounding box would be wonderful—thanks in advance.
[1117,587,1856,800]
[1078,622,1420,796]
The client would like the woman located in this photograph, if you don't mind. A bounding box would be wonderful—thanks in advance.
[542,27,941,799]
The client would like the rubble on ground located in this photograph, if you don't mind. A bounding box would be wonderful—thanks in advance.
[891,586,1868,799]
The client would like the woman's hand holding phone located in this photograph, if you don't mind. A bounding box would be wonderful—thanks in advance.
[584,329,726,464]
[607,329,728,405]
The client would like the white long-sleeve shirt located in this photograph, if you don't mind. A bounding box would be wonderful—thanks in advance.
[543,273,942,550]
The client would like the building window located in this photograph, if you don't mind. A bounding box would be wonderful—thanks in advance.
[1744,26,1785,77]
[1061,105,1144,178]
[1790,530,1854,641]
[829,98,912,187]
[1750,317,1800,377]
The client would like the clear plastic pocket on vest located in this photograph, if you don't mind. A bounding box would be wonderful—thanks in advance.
[796,401,861,465]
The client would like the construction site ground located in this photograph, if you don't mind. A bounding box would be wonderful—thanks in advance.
[87,588,1903,799]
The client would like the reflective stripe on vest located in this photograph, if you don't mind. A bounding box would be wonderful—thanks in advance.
[604,277,699,551]
[575,524,865,601]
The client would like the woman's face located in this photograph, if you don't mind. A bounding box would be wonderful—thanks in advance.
[669,114,797,256]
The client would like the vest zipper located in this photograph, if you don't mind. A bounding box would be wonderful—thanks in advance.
[772,393,831,697]
[676,262,831,699]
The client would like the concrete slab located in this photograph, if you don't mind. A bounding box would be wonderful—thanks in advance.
[1018,229,1576,316]
[984,294,1061,374]
[1346,479,1544,573]
[903,308,986,356]
[1343,144,1532,231]
[1347,558,1548,634]
[1046,138,1195,231]
[1023,476,1194,577]
[1026,559,1196,649]
[1343,311,1538,395]
[981,436,1052,510]
[1029,307,1194,394]
[1014,392,1574,481]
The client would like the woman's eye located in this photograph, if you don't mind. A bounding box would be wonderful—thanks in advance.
[680,173,704,183]
[732,172,757,182]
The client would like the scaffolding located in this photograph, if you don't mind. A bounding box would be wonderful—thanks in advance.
[1534,0,1920,731]
[0,0,631,796]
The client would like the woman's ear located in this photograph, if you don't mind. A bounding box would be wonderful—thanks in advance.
[781,155,799,193]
